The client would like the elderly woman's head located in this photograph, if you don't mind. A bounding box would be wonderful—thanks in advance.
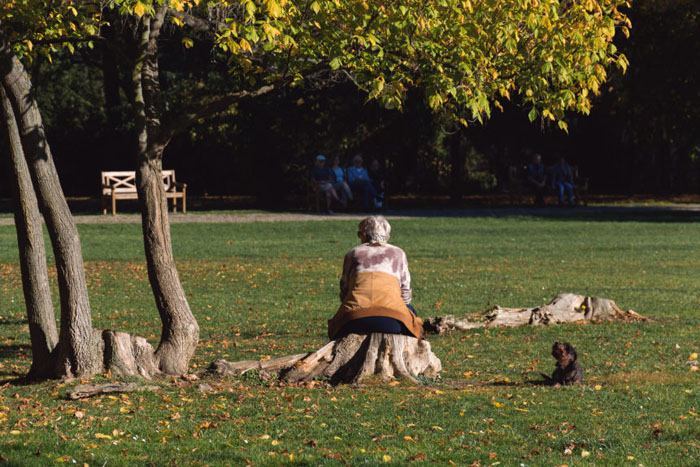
[357,216,391,244]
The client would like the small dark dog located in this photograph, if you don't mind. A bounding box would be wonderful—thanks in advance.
[541,342,584,386]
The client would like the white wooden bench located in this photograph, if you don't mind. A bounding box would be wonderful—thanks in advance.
[101,170,187,215]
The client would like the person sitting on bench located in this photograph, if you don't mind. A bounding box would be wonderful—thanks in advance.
[328,216,423,340]
[347,154,382,210]
[310,154,340,213]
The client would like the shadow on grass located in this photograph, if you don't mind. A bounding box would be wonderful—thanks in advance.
[384,206,700,223]
[0,317,28,326]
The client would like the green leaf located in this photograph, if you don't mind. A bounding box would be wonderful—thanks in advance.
[528,108,538,122]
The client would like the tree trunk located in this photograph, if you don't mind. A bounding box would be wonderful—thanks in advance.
[211,333,442,385]
[136,156,199,375]
[0,84,58,378]
[0,41,98,378]
[131,9,199,375]
[449,130,465,202]
[423,293,649,334]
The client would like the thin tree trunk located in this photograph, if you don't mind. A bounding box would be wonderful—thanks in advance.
[0,40,99,378]
[136,155,198,375]
[131,8,199,375]
[449,130,464,202]
[0,84,58,378]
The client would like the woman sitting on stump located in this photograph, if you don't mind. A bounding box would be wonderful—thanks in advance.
[328,216,423,340]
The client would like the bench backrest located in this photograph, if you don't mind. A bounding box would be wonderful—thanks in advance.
[101,170,176,194]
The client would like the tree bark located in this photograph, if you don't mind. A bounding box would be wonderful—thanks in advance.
[131,8,199,375]
[0,84,58,378]
[0,40,98,378]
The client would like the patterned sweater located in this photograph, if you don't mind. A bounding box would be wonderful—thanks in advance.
[339,243,412,304]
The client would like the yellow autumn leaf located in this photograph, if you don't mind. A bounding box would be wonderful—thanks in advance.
[239,38,252,53]
[382,455,392,462]
[491,401,505,408]
[95,433,112,440]
[271,439,279,445]
[690,352,698,360]
[403,435,414,442]
[10,430,20,435]
[388,381,401,386]
[594,385,602,390]
[259,434,270,440]
[581,450,591,457]
[133,2,146,17]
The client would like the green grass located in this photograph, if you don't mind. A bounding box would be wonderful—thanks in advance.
[0,214,699,465]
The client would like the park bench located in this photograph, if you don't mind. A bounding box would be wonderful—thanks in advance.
[506,164,589,206]
[101,170,187,215]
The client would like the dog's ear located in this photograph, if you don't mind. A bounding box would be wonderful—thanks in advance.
[565,343,577,361]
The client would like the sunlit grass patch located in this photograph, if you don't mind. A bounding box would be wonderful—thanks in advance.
[0,215,699,465]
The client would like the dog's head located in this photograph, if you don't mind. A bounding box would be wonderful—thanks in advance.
[552,342,577,366]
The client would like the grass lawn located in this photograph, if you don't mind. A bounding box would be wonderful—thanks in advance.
[0,213,699,465]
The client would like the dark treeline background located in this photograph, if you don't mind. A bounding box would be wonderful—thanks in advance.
[2,0,698,205]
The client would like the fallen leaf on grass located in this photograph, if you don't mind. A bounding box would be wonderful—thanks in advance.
[581,450,591,457]
[382,455,391,462]
[95,433,112,440]
[491,402,504,408]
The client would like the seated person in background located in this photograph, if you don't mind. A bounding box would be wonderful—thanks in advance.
[551,156,575,205]
[328,216,423,340]
[368,159,386,207]
[310,154,340,213]
[330,156,352,208]
[526,153,547,207]
[347,154,382,210]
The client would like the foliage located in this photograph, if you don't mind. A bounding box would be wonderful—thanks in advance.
[8,0,631,126]
[0,0,101,61]
[0,213,699,464]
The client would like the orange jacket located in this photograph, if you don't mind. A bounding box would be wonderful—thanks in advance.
[328,271,423,340]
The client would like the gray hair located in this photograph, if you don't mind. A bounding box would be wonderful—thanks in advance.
[358,216,391,244]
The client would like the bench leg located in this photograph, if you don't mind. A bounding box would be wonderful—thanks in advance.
[111,195,116,216]
[173,197,178,213]
[182,193,186,214]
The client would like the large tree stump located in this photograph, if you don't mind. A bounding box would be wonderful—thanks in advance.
[424,293,649,334]
[210,333,441,385]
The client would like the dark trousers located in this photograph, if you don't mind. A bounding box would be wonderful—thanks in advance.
[350,180,379,209]
[530,183,547,206]
[337,304,418,338]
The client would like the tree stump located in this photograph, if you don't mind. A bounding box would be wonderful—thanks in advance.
[210,333,441,385]
[423,293,649,334]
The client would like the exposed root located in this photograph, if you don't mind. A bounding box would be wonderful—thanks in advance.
[66,382,160,400]
[210,333,441,386]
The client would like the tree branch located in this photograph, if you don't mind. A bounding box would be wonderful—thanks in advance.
[159,83,276,144]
